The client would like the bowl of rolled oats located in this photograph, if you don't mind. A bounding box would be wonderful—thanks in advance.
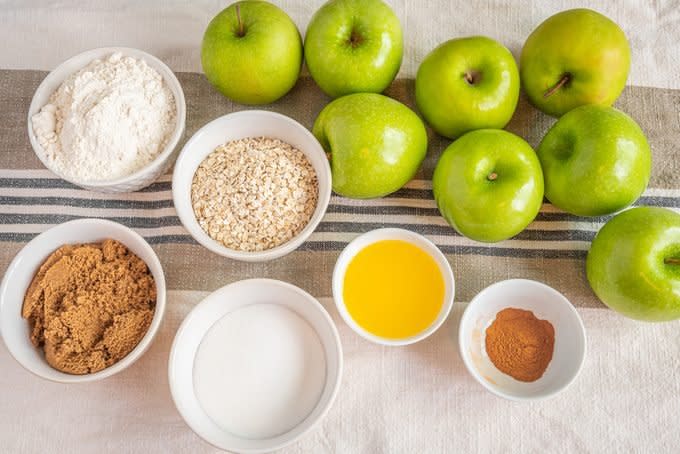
[172,110,332,261]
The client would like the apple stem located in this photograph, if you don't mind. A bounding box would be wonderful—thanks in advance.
[487,172,498,181]
[235,4,245,37]
[348,29,363,48]
[464,70,482,85]
[544,73,571,98]
[665,257,680,266]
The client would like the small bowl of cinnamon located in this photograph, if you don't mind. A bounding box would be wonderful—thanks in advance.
[458,279,586,401]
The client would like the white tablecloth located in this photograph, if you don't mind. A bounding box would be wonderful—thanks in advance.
[1,0,678,89]
[3,292,680,453]
[1,1,679,453]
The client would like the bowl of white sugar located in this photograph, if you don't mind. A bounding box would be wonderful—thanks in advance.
[168,279,343,453]
[28,47,186,193]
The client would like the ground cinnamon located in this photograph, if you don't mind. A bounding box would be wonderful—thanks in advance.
[485,307,554,382]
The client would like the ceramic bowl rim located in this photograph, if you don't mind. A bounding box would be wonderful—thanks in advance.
[331,227,456,346]
[0,218,167,383]
[27,46,187,188]
[167,278,343,453]
[458,278,587,401]
[171,110,332,262]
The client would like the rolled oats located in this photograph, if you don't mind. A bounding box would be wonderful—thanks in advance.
[191,137,319,252]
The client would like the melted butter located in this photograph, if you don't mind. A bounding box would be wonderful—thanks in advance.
[343,240,445,339]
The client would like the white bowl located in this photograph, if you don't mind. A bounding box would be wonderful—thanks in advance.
[168,279,342,454]
[28,46,186,193]
[0,219,166,383]
[172,110,332,262]
[332,228,455,346]
[459,279,586,401]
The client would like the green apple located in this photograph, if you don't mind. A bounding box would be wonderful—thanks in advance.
[537,105,651,217]
[304,0,403,98]
[415,36,520,139]
[432,129,544,242]
[587,207,680,321]
[201,1,302,105]
[313,93,427,199]
[520,8,631,117]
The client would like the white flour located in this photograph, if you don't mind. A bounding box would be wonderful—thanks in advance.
[31,53,176,182]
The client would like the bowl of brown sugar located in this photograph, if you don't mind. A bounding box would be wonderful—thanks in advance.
[172,110,332,262]
[0,219,166,383]
[458,279,586,401]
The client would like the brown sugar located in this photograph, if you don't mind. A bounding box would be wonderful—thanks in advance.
[485,307,555,382]
[22,239,156,374]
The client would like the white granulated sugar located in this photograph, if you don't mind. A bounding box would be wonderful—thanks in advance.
[193,304,326,439]
[31,53,176,182]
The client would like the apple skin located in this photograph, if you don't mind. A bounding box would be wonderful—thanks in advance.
[304,0,403,98]
[520,8,631,117]
[313,93,427,199]
[432,129,544,242]
[587,207,680,322]
[415,36,520,139]
[201,1,302,105]
[537,105,651,217]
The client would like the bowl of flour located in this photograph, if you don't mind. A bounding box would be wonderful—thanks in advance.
[28,47,186,193]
